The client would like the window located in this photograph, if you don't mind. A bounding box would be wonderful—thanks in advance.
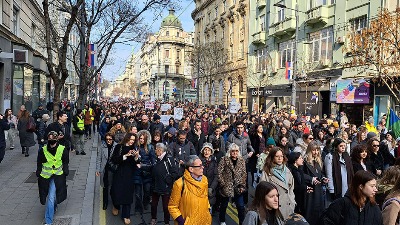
[238,77,244,92]
[256,48,268,72]
[232,0,236,5]
[176,50,180,60]
[215,6,218,18]
[309,0,335,9]
[383,0,399,8]
[279,40,296,68]
[349,15,367,32]
[219,79,224,103]
[166,31,169,36]
[239,41,244,59]
[260,15,265,31]
[230,45,234,60]
[223,0,226,12]
[177,32,180,37]
[277,1,285,22]
[165,50,170,58]
[208,12,211,24]
[308,27,333,63]
[13,6,20,35]
[31,23,36,48]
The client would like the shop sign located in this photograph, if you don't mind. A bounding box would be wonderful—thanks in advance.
[251,89,264,96]
[336,79,370,104]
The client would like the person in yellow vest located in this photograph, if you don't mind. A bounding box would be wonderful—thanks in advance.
[36,131,69,225]
[168,155,212,225]
[83,103,95,139]
[72,109,86,155]
[365,116,379,135]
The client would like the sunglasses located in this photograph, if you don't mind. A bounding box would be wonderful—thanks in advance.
[190,164,204,168]
[308,137,314,140]
[372,145,379,147]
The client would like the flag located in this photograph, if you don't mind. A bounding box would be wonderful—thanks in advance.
[88,44,97,67]
[386,108,400,138]
[191,78,197,88]
[285,62,292,80]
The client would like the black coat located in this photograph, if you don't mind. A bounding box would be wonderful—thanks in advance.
[320,193,383,225]
[36,144,69,205]
[369,151,385,175]
[303,161,325,225]
[18,117,36,147]
[110,144,140,205]
[150,122,164,136]
[45,121,69,148]
[208,134,226,163]
[0,118,10,148]
[288,164,310,215]
[199,155,218,205]
[249,133,267,173]
[351,160,375,174]
[151,155,178,194]
[187,129,206,155]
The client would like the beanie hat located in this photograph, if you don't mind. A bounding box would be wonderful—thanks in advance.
[167,127,177,136]
[285,213,310,225]
[153,114,161,121]
[283,119,291,129]
[215,118,221,124]
[367,132,377,140]
[332,121,339,128]
[266,137,276,146]
[200,142,214,155]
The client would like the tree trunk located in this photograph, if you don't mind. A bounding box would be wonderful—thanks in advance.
[77,78,87,109]
[52,80,63,121]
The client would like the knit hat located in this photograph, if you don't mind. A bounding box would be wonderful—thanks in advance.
[110,117,117,121]
[283,119,291,129]
[153,114,161,121]
[332,121,339,128]
[200,142,214,155]
[285,213,310,225]
[367,132,377,140]
[47,131,58,139]
[266,137,276,146]
[215,118,221,124]
[167,127,177,136]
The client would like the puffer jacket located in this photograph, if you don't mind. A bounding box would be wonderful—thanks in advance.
[293,138,308,156]
[217,156,247,198]
[226,131,254,161]
[320,192,383,225]
[168,170,212,225]
[134,130,156,184]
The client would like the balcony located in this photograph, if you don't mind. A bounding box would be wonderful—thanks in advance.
[251,31,266,45]
[270,18,296,37]
[157,36,186,44]
[256,0,266,9]
[305,5,329,26]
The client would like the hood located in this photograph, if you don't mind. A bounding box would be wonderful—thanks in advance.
[137,130,152,144]
[183,170,208,198]
[296,138,307,148]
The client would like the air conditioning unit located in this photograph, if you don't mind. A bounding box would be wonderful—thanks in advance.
[336,36,345,44]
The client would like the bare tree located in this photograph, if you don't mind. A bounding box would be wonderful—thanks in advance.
[72,0,174,107]
[190,41,230,104]
[344,8,400,101]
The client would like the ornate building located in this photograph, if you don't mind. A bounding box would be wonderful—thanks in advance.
[139,9,194,100]
[192,0,248,109]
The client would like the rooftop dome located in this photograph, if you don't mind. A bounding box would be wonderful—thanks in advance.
[160,9,182,29]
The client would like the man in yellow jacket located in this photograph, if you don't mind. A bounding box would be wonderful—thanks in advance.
[168,155,211,225]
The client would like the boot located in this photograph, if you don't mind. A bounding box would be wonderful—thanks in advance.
[25,148,29,157]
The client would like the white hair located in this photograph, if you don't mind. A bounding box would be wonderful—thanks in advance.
[226,143,241,157]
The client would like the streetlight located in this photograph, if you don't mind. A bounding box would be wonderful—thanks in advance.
[164,65,169,102]
[273,2,305,113]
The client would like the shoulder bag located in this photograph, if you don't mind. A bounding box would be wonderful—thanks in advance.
[108,145,122,173]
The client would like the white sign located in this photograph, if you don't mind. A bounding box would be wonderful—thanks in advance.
[145,101,155,109]
[229,102,241,113]
[160,115,171,126]
[161,104,172,111]
[174,108,184,120]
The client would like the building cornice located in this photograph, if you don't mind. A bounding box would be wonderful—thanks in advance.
[192,0,214,20]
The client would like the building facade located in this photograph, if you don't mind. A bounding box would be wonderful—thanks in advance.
[139,9,194,101]
[192,0,249,109]
[248,0,399,125]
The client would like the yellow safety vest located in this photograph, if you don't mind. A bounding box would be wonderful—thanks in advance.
[40,145,65,179]
[83,108,94,120]
[73,116,84,131]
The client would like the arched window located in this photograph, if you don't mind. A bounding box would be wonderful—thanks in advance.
[238,76,244,92]
[204,82,209,104]
[219,79,224,103]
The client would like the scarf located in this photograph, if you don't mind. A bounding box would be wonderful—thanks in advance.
[332,152,354,199]
[272,164,287,185]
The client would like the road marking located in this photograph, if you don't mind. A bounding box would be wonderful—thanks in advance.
[227,203,239,224]
[99,188,106,225]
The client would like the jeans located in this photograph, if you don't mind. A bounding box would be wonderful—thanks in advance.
[45,178,57,224]
[151,193,170,224]
[220,194,245,225]
[0,146,5,163]
[84,124,92,137]
[114,204,131,219]
[73,134,84,153]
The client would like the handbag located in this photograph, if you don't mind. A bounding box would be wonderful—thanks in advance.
[26,117,36,132]
[108,145,122,173]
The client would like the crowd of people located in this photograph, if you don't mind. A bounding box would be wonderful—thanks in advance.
[2,98,400,225]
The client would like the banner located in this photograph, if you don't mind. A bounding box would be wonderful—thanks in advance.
[161,104,172,111]
[145,101,154,109]
[336,79,370,104]
[160,115,171,126]
[174,108,183,120]
[88,44,97,67]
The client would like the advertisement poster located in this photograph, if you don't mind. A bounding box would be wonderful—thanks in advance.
[336,79,370,104]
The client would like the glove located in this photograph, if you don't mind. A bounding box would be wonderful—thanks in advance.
[208,188,213,196]
[176,215,185,225]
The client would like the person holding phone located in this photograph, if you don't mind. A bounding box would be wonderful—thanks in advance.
[110,133,141,225]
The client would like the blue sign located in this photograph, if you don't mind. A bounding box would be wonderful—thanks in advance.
[173,87,177,92]
[139,91,143,95]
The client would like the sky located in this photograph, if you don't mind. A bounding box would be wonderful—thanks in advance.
[101,1,196,81]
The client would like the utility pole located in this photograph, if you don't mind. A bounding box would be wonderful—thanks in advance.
[196,45,200,106]
[291,2,299,112]
[79,0,86,108]
[164,65,169,102]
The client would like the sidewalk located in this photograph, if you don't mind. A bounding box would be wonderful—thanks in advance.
[0,134,98,225]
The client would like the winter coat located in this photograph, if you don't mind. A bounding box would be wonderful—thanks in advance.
[168,170,212,225]
[36,120,48,144]
[303,161,326,225]
[110,144,140,205]
[380,140,397,167]
[208,134,226,157]
[168,140,196,163]
[249,133,267,173]
[150,121,164,136]
[151,155,179,194]
[226,131,254,162]
[324,152,354,199]
[46,121,69,149]
[320,193,383,225]
[199,155,218,205]
[99,121,109,140]
[96,142,116,187]
[187,129,206,155]
[260,166,296,219]
[17,117,36,147]
[32,108,50,120]
[369,151,385,176]
[382,196,400,225]
[109,126,126,144]
[72,115,85,135]
[288,164,311,215]
[124,120,137,131]
[36,143,69,205]
[293,138,308,157]
[218,156,247,198]
[0,118,10,148]
[135,139,156,185]
[137,122,151,132]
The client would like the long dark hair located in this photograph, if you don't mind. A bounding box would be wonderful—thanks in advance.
[349,170,377,208]
[350,144,368,163]
[250,181,284,224]
[120,133,137,146]
[263,147,288,174]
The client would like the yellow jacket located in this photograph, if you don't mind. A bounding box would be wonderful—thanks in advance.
[365,122,379,135]
[168,170,212,225]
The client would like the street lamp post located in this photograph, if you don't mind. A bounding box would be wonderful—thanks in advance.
[164,65,169,102]
[273,2,302,113]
